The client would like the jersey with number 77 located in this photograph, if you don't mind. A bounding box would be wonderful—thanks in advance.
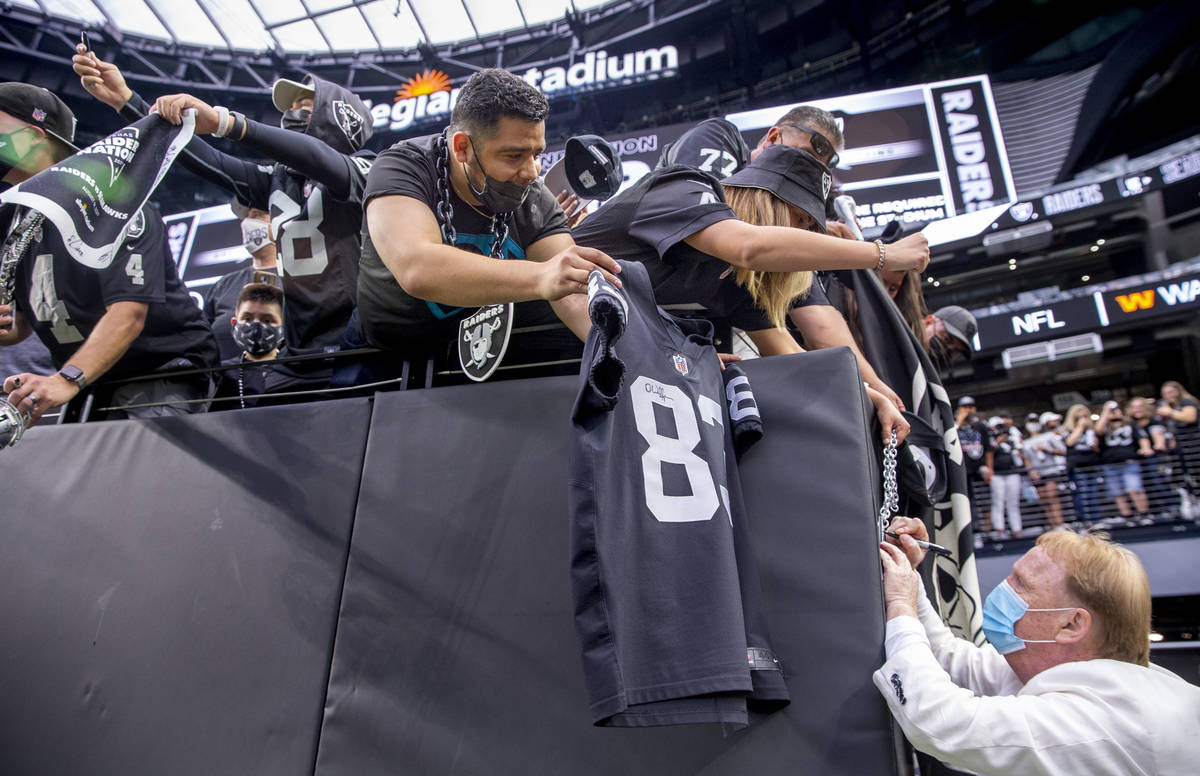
[568,259,789,727]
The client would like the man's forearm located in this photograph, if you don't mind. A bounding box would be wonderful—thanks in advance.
[64,302,147,383]
[551,295,590,342]
[239,120,355,200]
[388,243,546,307]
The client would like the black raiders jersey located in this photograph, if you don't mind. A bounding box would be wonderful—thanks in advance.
[262,163,369,354]
[572,165,773,332]
[7,205,217,380]
[568,259,788,727]
[120,87,371,356]
[657,118,751,180]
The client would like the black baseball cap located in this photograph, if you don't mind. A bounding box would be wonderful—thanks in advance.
[0,82,78,159]
[722,144,831,233]
[564,134,623,201]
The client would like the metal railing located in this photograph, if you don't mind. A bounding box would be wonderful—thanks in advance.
[969,437,1200,543]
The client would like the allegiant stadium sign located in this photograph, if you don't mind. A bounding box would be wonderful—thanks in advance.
[363,45,680,132]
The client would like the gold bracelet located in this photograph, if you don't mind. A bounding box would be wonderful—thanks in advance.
[874,239,886,272]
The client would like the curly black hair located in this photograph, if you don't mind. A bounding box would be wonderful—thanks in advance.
[450,68,549,138]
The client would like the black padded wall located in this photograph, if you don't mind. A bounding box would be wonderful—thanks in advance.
[0,399,372,776]
[315,348,898,775]
[0,350,900,775]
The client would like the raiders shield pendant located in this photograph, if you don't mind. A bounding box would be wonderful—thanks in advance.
[458,303,513,382]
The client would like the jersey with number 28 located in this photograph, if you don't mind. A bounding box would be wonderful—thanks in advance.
[568,259,788,727]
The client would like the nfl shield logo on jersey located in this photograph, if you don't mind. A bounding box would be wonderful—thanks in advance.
[672,353,689,376]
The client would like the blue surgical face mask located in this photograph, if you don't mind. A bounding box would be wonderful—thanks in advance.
[981,579,1075,655]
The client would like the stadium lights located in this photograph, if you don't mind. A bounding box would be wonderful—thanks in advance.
[1089,245,1099,252]
[1096,239,1106,246]
[1150,632,1164,642]
[1081,275,1091,281]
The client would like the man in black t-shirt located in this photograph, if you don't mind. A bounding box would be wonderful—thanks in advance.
[355,68,620,367]
[0,82,216,423]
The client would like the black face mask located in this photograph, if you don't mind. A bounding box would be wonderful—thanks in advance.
[232,321,284,357]
[280,108,311,133]
[464,137,531,214]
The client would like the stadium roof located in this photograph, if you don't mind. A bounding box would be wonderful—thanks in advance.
[6,0,617,54]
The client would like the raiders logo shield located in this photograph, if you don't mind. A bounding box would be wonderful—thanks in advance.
[1008,202,1034,222]
[458,303,513,382]
[821,171,832,201]
[332,100,365,147]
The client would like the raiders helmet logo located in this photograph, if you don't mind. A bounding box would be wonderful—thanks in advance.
[821,171,832,201]
[126,208,146,239]
[332,100,365,146]
[1008,202,1034,222]
[458,303,513,382]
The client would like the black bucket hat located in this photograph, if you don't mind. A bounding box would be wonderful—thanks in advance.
[0,82,79,159]
[564,134,623,201]
[722,144,832,232]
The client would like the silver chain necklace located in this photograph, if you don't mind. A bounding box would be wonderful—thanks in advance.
[434,133,510,258]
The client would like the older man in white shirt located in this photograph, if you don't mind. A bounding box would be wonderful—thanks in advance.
[876,519,1200,775]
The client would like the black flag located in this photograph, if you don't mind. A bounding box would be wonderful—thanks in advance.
[0,112,194,269]
[842,267,985,645]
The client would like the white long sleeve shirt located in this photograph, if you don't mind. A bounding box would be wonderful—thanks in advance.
[873,583,1200,775]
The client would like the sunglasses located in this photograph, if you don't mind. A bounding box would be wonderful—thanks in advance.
[777,123,839,167]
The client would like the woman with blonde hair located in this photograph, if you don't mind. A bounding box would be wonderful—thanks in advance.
[573,144,920,441]
[1063,403,1101,523]
[1157,380,1200,473]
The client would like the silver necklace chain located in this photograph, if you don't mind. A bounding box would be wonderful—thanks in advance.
[434,133,509,259]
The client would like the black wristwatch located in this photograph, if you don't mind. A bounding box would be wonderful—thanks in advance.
[58,364,88,391]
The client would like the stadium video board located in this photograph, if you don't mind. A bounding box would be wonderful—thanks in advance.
[725,75,1017,235]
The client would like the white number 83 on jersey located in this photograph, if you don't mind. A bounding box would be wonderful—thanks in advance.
[631,375,730,523]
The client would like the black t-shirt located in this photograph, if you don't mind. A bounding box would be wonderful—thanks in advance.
[1168,397,1200,454]
[1101,422,1148,463]
[356,133,570,353]
[1066,428,1101,468]
[8,206,217,381]
[569,260,787,727]
[573,165,774,331]
[957,421,993,477]
[213,352,326,409]
[656,118,750,180]
[991,438,1021,472]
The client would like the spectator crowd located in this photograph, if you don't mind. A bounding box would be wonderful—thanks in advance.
[957,381,1200,541]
